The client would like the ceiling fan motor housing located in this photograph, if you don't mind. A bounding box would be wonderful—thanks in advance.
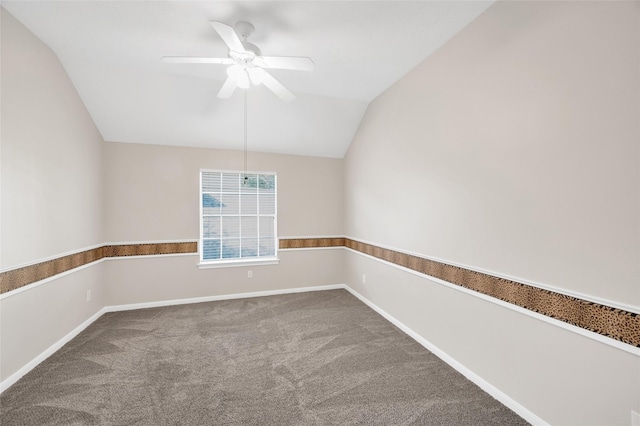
[235,21,255,40]
[241,41,261,57]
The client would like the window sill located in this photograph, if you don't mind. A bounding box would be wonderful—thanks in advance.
[197,257,280,269]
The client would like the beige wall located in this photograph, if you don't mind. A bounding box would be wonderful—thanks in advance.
[102,141,345,308]
[0,264,105,382]
[345,0,639,306]
[103,141,343,242]
[104,250,344,307]
[344,1,639,425]
[1,8,104,270]
[0,8,105,382]
[345,250,639,426]
[1,6,345,383]
[3,2,639,424]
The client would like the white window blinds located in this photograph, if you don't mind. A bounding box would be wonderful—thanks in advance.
[200,171,277,263]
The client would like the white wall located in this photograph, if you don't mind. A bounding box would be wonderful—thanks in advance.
[343,1,639,425]
[0,8,105,382]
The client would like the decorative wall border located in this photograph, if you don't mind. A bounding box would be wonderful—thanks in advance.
[280,237,640,348]
[3,237,638,347]
[279,237,345,249]
[0,242,197,294]
[104,242,197,258]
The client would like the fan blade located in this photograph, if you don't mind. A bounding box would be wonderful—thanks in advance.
[261,71,295,102]
[261,56,314,72]
[218,76,238,99]
[162,56,234,64]
[210,21,245,53]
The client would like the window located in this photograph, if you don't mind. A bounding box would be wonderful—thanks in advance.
[199,170,278,267]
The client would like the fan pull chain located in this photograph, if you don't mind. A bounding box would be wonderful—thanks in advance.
[243,86,248,185]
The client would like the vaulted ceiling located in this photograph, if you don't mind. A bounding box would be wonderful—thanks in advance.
[3,1,493,158]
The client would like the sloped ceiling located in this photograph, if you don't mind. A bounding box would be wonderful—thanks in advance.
[2,1,493,158]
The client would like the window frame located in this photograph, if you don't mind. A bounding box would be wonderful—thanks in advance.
[198,168,279,269]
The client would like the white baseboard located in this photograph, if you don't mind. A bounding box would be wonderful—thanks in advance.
[0,282,546,426]
[0,307,108,393]
[104,284,346,312]
[343,285,549,426]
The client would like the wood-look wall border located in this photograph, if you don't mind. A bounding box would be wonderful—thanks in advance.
[280,237,640,348]
[0,242,197,294]
[279,238,345,249]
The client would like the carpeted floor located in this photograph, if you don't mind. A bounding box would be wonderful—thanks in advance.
[0,289,529,425]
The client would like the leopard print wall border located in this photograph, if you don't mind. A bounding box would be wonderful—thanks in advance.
[3,238,638,347]
[0,247,106,294]
[0,242,197,295]
[104,242,197,258]
[280,237,640,348]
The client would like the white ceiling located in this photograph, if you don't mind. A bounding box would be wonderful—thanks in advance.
[3,1,493,158]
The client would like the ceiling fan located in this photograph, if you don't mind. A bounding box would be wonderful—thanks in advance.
[162,21,314,102]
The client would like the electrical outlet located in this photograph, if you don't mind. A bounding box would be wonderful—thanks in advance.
[248,270,253,279]
[631,411,640,426]
[85,290,91,303]
[362,274,366,284]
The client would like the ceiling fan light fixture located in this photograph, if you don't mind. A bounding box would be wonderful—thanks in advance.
[226,64,241,78]
[248,67,265,85]
[237,70,250,89]
[226,64,250,89]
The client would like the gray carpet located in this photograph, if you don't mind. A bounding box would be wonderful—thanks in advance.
[0,289,529,425]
